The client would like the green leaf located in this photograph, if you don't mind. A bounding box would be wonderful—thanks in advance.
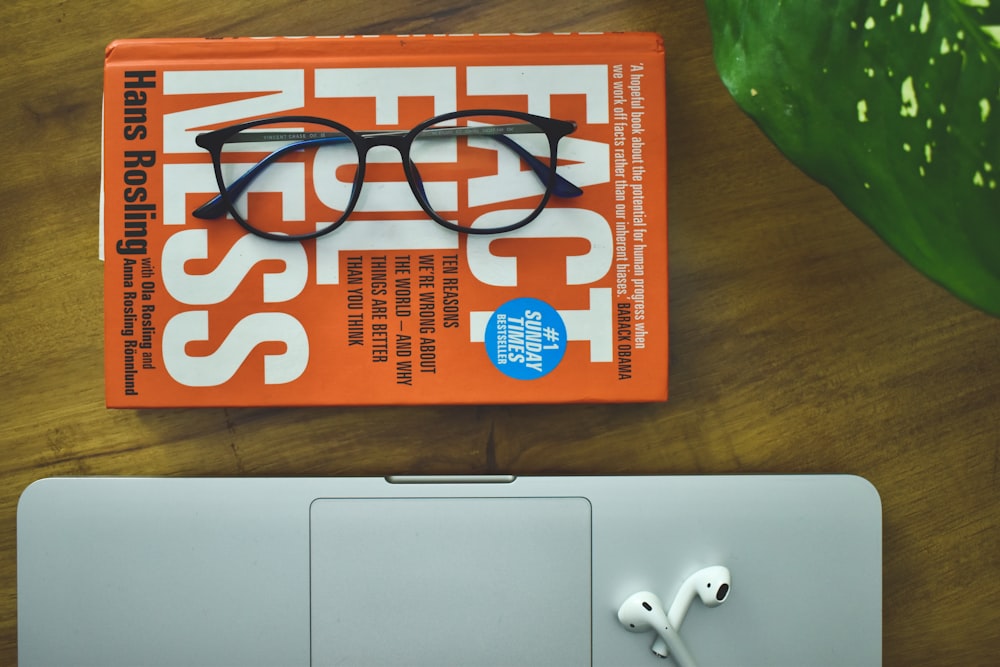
[705,0,1000,315]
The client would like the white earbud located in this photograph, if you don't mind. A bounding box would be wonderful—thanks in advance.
[651,566,732,658]
[617,591,699,666]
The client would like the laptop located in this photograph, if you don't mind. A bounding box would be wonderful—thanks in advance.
[17,475,881,666]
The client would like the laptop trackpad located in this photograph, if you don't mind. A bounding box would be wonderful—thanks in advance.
[310,497,592,666]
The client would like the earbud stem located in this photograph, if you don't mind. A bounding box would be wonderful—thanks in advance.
[651,581,695,656]
[667,587,695,628]
[653,623,698,667]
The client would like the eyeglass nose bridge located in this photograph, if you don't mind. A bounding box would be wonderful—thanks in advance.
[354,131,412,158]
[347,130,434,210]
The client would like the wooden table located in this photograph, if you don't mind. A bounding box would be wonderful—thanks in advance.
[2,1,997,664]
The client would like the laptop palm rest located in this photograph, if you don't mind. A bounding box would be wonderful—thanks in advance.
[309,497,592,666]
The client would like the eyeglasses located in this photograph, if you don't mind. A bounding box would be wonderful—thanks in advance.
[192,109,582,241]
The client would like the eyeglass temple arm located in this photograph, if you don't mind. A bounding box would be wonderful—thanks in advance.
[493,135,583,197]
[192,125,582,221]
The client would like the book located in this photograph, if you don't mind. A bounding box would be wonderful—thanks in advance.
[101,32,668,407]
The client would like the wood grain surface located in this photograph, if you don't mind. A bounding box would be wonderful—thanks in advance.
[2,1,998,664]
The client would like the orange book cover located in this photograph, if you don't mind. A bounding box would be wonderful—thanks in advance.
[101,33,667,407]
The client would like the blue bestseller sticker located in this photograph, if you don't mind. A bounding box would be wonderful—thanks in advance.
[485,298,567,380]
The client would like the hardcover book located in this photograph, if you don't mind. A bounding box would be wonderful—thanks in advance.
[101,33,668,407]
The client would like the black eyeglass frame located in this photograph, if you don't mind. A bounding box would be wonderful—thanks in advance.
[194,109,579,241]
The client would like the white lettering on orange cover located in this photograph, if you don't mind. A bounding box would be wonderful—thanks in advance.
[156,62,616,386]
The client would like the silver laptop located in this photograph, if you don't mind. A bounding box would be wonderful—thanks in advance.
[17,475,881,666]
